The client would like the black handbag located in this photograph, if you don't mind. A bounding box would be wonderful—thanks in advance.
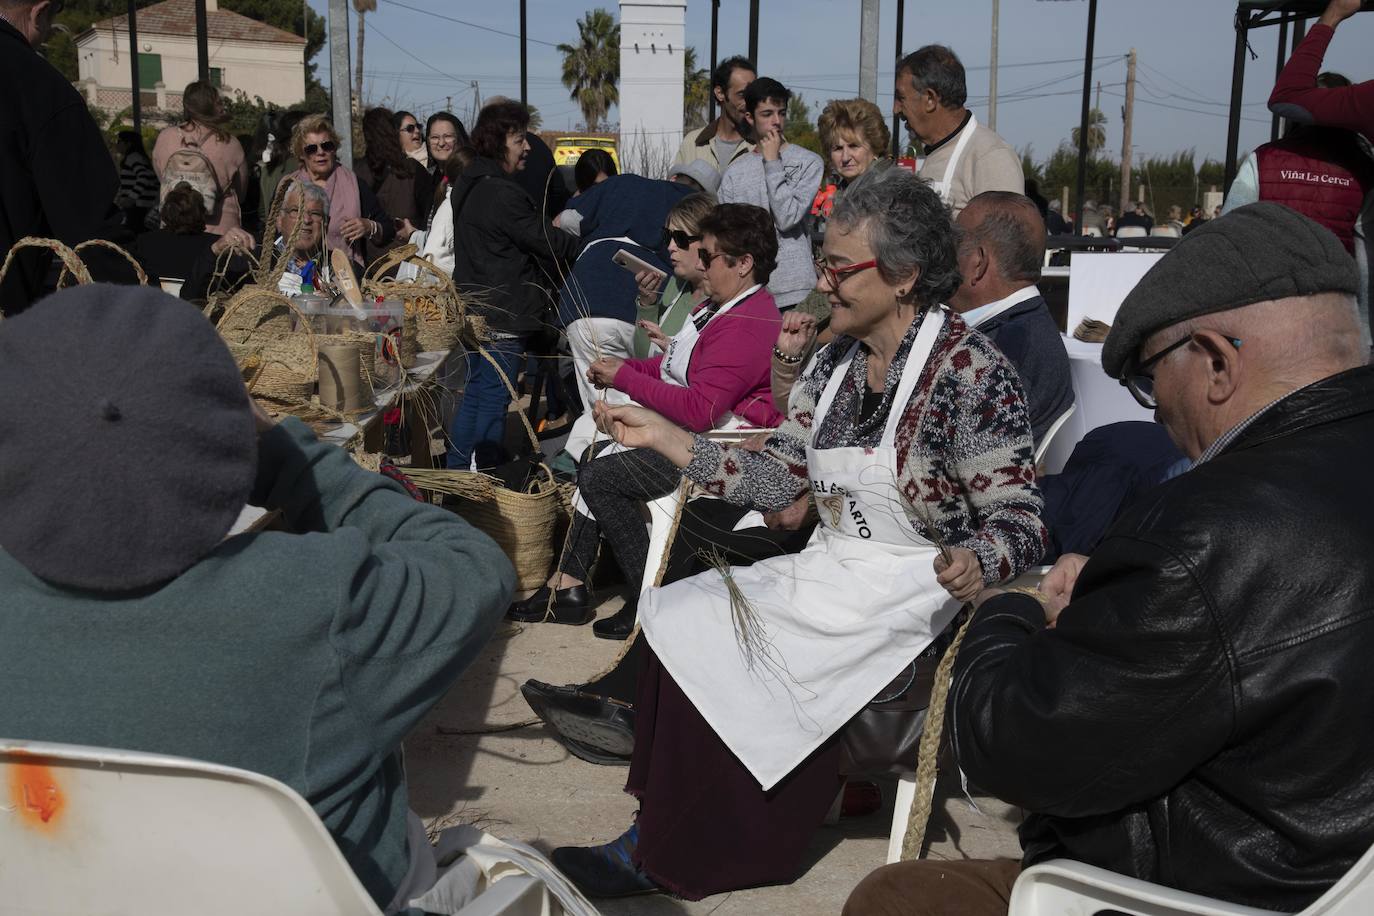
[838,612,963,777]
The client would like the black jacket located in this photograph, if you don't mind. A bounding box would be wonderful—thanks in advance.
[0,20,124,313]
[974,294,1075,447]
[951,366,1374,911]
[450,157,576,336]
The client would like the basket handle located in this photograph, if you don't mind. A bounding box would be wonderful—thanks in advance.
[217,288,318,371]
[0,237,91,296]
[364,243,419,282]
[58,239,149,288]
[477,344,541,457]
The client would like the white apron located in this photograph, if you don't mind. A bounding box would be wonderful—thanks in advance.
[639,307,961,790]
[928,113,979,205]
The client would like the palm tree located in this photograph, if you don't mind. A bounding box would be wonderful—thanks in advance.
[352,0,376,108]
[557,9,619,132]
[683,46,710,130]
[1071,108,1108,155]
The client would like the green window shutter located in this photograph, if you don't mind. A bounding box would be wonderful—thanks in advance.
[209,67,223,89]
[137,53,162,90]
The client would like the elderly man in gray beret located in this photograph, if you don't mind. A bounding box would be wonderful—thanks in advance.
[845,202,1374,916]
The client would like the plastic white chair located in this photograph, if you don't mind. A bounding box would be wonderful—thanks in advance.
[1116,225,1148,239]
[1034,404,1077,469]
[1082,226,1104,238]
[1151,225,1181,238]
[0,739,545,916]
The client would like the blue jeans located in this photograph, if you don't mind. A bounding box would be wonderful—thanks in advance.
[447,336,526,470]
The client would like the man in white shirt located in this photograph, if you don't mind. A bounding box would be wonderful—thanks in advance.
[895,45,1024,216]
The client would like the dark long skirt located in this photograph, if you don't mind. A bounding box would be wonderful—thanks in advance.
[627,645,843,900]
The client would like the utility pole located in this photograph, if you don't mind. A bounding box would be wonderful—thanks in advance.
[1119,48,1136,214]
[892,0,905,157]
[859,0,879,102]
[127,1,142,134]
[520,0,528,107]
[1073,0,1098,231]
[195,0,209,81]
[328,0,353,166]
[748,0,759,67]
[988,0,999,131]
[709,0,720,122]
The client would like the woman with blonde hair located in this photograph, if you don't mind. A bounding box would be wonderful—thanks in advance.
[152,80,249,234]
[809,97,892,253]
[287,114,394,267]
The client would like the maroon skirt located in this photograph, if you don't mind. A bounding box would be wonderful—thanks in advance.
[627,645,844,899]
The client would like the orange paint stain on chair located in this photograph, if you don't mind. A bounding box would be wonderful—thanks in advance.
[8,758,64,830]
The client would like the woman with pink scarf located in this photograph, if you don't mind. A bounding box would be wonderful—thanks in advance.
[287,115,395,268]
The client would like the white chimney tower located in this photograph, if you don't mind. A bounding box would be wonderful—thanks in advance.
[617,0,685,177]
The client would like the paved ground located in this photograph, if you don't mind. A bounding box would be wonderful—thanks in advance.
[404,592,1024,916]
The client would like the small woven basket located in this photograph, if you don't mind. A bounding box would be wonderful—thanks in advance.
[217,287,320,400]
[0,237,94,300]
[363,245,482,355]
[57,238,149,288]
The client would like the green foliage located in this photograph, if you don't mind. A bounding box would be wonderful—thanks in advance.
[557,9,619,132]
[219,0,325,78]
[1070,108,1108,154]
[683,46,710,131]
[784,94,821,154]
[1020,146,1044,187]
[1030,142,1231,218]
[525,104,543,132]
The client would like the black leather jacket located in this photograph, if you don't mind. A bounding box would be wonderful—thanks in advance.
[950,366,1374,912]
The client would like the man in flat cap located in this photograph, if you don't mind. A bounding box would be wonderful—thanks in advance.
[0,285,515,912]
[844,203,1374,915]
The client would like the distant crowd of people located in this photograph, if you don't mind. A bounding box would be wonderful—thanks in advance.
[3,0,1374,913]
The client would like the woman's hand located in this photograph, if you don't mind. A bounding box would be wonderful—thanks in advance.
[211,227,257,255]
[1322,0,1360,27]
[593,402,670,450]
[776,310,819,359]
[638,319,670,351]
[587,356,626,389]
[635,269,663,306]
[338,217,374,244]
[934,547,984,603]
[395,217,418,239]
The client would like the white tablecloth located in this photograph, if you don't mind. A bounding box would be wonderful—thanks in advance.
[1041,335,1155,474]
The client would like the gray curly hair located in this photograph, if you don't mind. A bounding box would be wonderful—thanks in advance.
[829,165,962,306]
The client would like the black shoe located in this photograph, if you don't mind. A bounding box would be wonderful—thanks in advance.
[592,603,637,640]
[552,825,658,898]
[506,585,593,624]
[521,680,634,765]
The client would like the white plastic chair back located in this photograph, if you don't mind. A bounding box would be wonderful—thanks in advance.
[1034,404,1077,469]
[1151,225,1181,238]
[1082,226,1104,238]
[0,739,383,916]
[1116,226,1148,238]
[1010,840,1374,916]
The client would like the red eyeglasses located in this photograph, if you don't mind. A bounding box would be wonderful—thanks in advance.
[816,257,877,288]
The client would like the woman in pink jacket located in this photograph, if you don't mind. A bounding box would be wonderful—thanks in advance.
[510,204,786,638]
[152,81,248,236]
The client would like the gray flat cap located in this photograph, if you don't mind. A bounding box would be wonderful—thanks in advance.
[1101,202,1358,378]
[668,159,722,196]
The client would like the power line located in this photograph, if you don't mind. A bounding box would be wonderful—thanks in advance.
[1100,88,1270,126]
[380,0,563,47]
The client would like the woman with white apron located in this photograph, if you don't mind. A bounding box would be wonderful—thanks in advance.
[508,204,786,638]
[551,167,1047,900]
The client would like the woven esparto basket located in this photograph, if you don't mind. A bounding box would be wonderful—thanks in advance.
[404,346,570,588]
[363,244,478,355]
[217,287,320,400]
[57,239,148,288]
[0,237,93,302]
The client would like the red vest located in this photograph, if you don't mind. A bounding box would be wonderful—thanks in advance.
[1256,131,1374,254]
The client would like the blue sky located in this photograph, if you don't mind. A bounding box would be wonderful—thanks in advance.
[313,0,1374,165]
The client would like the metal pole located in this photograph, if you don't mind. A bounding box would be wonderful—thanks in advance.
[127,0,141,134]
[859,0,880,102]
[520,0,528,106]
[1074,0,1097,231]
[748,0,759,68]
[195,0,209,82]
[1223,14,1248,191]
[989,0,999,131]
[892,0,904,157]
[1292,16,1308,50]
[328,0,353,166]
[1270,17,1288,142]
[708,0,719,123]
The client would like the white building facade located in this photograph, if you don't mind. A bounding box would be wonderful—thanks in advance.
[76,0,306,121]
[618,0,686,177]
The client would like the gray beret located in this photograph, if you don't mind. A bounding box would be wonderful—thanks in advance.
[0,285,256,591]
[1101,202,1358,377]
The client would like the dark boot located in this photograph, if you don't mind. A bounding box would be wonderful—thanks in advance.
[520,679,635,761]
[592,600,637,640]
[507,585,593,625]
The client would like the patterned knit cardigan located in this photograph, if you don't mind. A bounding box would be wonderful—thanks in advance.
[682,309,1048,584]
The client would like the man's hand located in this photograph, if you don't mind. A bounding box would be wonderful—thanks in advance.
[338,217,373,244]
[1321,0,1360,27]
[1041,552,1088,608]
[775,310,819,359]
[211,227,257,256]
[587,356,626,389]
[759,127,785,162]
[934,547,984,603]
[638,319,670,351]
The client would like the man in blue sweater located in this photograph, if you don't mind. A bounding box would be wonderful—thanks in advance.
[951,190,1074,447]
[0,285,516,912]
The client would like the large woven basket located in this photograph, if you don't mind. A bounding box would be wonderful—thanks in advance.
[363,244,483,355]
[217,287,319,400]
[404,346,569,588]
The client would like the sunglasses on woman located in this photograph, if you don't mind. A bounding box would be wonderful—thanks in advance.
[303,141,337,156]
[660,228,702,250]
[400,124,420,134]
